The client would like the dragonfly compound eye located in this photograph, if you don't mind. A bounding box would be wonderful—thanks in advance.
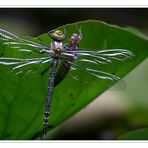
[49,29,65,41]
[55,30,63,35]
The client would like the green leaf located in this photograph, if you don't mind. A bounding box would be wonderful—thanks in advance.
[0,20,148,139]
[118,128,148,140]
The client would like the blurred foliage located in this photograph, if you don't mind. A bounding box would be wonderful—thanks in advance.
[119,128,148,140]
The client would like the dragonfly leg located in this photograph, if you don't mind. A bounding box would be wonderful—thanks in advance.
[79,26,83,40]
[76,24,83,40]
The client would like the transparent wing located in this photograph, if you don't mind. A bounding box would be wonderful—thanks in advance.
[0,28,53,75]
[62,59,120,83]
[0,28,51,56]
[61,48,134,84]
[62,48,134,65]
[0,56,52,75]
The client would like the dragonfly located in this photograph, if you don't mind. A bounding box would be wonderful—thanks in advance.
[0,27,134,134]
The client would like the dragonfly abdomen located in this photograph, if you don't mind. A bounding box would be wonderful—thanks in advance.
[43,59,58,134]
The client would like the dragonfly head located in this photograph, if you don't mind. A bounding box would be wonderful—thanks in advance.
[48,29,65,41]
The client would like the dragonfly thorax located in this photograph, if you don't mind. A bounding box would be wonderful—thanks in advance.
[50,41,64,58]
